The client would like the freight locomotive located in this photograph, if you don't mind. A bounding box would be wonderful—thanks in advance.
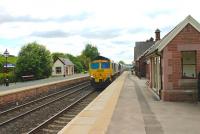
[89,56,125,89]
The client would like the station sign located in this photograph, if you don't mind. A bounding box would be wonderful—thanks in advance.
[3,63,16,68]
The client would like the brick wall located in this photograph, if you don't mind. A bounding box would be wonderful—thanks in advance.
[0,76,89,107]
[162,24,200,101]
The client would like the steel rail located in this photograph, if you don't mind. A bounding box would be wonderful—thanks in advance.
[0,81,89,116]
[0,84,90,127]
[27,90,94,134]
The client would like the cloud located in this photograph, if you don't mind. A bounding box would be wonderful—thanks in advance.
[31,30,71,38]
[1,0,200,64]
[80,28,122,39]
[57,12,91,22]
[127,27,151,34]
[111,40,132,45]
[0,13,45,23]
[146,9,174,19]
[0,12,90,24]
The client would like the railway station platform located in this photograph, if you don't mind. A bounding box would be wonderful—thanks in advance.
[59,72,200,134]
[0,73,88,92]
[0,74,89,108]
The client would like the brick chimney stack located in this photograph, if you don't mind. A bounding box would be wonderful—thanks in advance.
[155,29,160,41]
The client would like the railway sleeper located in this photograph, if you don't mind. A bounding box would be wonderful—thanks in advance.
[42,128,58,133]
[54,120,67,124]
[48,124,63,129]
[62,114,76,117]
[48,122,68,128]
[58,117,72,120]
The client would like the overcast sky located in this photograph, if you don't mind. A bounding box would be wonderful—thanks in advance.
[0,0,200,63]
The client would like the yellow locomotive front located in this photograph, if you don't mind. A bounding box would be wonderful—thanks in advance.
[89,56,113,89]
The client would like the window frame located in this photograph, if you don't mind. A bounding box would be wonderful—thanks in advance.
[56,67,62,74]
[181,51,197,79]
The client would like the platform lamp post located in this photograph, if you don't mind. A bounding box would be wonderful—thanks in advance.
[4,49,9,86]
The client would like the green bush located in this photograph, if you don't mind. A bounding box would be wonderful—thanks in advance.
[16,42,53,80]
[0,72,16,85]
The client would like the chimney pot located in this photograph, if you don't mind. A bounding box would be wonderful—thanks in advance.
[155,29,160,41]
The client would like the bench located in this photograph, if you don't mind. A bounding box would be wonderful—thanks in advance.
[21,75,34,81]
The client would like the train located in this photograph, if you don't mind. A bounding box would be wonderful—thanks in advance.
[89,56,125,89]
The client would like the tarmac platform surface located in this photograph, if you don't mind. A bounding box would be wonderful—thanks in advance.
[107,73,200,134]
[60,72,200,134]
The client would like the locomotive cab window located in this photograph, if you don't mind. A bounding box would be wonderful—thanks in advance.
[101,62,110,69]
[91,63,99,69]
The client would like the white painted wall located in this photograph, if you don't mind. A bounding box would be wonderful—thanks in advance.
[52,60,64,76]
[52,59,75,76]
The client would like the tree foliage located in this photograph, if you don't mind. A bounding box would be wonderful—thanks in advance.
[119,60,125,65]
[81,44,100,70]
[65,54,84,73]
[51,52,65,62]
[16,42,52,79]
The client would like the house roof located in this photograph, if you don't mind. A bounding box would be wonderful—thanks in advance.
[134,40,155,61]
[58,57,74,66]
[146,15,200,56]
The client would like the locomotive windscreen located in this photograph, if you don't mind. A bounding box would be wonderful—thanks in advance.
[101,62,110,69]
[91,63,99,69]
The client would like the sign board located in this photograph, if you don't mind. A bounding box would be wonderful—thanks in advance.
[3,63,15,68]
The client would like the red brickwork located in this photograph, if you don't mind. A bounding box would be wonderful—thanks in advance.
[162,90,197,102]
[162,24,200,101]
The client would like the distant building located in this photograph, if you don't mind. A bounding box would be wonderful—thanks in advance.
[134,37,155,77]
[52,57,74,76]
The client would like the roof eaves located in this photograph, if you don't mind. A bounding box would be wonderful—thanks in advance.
[57,57,65,65]
[157,15,200,52]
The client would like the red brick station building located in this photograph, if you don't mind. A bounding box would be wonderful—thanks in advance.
[134,15,200,101]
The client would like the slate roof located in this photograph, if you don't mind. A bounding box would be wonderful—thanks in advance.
[58,57,74,66]
[134,40,154,61]
[146,15,200,56]
[134,15,200,61]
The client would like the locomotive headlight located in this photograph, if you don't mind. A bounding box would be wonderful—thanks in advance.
[90,75,94,78]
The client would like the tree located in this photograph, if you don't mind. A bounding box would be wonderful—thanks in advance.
[65,54,84,73]
[51,52,65,62]
[81,44,100,70]
[16,42,52,79]
[82,44,99,60]
[119,60,125,65]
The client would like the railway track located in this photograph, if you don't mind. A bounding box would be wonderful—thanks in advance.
[27,91,98,134]
[0,82,97,134]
